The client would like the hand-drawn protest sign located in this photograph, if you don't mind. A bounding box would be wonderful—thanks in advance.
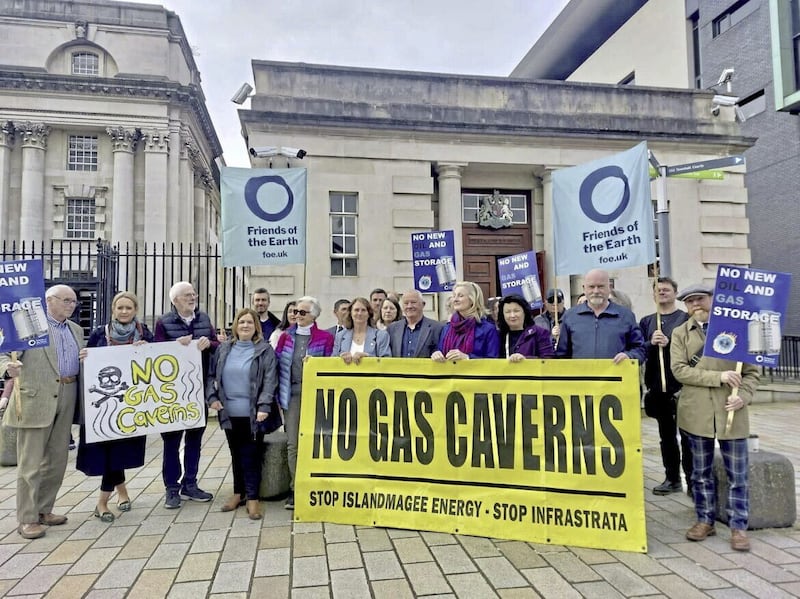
[0,259,49,351]
[82,340,205,443]
[294,357,646,553]
[498,251,543,309]
[411,230,457,292]
[706,265,792,367]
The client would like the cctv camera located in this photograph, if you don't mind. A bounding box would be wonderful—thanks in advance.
[249,146,279,158]
[713,94,739,106]
[717,68,735,87]
[280,147,307,159]
[231,83,253,105]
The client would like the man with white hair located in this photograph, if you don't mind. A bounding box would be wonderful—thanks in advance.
[1,284,83,539]
[154,281,218,509]
[387,289,443,358]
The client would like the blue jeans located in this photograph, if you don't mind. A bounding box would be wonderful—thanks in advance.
[161,426,206,491]
[687,432,749,530]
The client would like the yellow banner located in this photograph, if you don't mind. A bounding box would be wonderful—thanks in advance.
[294,357,646,553]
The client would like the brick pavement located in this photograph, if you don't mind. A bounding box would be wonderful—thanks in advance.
[0,401,799,598]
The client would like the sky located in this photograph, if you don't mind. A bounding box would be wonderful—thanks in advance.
[128,0,569,167]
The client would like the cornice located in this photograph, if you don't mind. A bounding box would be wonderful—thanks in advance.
[0,70,221,157]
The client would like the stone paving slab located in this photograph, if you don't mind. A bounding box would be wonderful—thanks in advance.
[0,403,799,596]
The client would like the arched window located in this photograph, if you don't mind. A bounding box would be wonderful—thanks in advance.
[71,52,99,76]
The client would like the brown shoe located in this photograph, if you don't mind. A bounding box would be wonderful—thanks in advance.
[686,522,716,541]
[18,522,46,539]
[39,513,68,526]
[246,499,262,520]
[731,529,751,552]
[221,494,244,513]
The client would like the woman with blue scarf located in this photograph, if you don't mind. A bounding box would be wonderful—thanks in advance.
[432,281,499,361]
[78,291,153,523]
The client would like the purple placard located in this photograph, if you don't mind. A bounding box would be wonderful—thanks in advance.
[411,230,457,293]
[497,251,543,309]
[705,265,792,367]
[0,259,49,352]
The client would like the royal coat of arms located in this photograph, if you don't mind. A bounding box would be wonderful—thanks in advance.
[478,190,513,229]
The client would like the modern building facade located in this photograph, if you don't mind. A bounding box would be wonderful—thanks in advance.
[513,0,800,332]
[238,60,752,324]
[0,0,223,249]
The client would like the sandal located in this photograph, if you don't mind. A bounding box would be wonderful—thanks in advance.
[93,508,115,523]
[117,500,132,512]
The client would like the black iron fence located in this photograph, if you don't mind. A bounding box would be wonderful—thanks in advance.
[765,335,800,381]
[1,240,248,337]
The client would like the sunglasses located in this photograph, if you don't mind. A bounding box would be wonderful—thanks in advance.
[292,309,310,316]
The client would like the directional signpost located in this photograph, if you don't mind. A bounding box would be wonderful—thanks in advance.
[649,152,746,276]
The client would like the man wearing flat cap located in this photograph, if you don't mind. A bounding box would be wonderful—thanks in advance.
[671,282,759,552]
[534,288,566,345]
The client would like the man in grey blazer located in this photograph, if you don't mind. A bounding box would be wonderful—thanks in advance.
[388,289,444,358]
[1,284,84,539]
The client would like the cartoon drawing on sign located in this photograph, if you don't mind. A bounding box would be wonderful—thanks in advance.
[712,332,737,355]
[88,366,130,408]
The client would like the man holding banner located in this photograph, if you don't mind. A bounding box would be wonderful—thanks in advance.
[671,283,758,552]
[1,285,83,539]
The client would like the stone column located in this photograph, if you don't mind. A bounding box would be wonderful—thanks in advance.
[180,141,197,244]
[107,127,139,245]
[193,168,209,244]
[0,122,14,242]
[435,162,467,319]
[16,122,50,242]
[142,130,170,244]
[167,123,181,243]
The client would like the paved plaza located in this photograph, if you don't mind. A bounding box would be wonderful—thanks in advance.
[0,401,799,598]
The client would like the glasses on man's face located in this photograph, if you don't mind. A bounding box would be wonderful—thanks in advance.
[292,309,310,317]
[54,296,78,306]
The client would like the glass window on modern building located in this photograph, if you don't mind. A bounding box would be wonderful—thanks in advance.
[330,192,358,276]
[67,135,98,171]
[712,0,758,37]
[770,0,800,109]
[65,198,96,239]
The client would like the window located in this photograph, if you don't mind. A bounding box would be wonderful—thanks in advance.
[67,135,98,171]
[793,0,800,90]
[712,0,758,37]
[65,198,96,239]
[461,192,528,224]
[690,11,702,89]
[330,192,358,276]
[71,52,99,75]
[738,89,766,120]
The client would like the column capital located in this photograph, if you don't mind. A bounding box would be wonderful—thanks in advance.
[141,130,170,153]
[106,126,140,153]
[14,121,50,149]
[434,162,468,179]
[0,121,14,148]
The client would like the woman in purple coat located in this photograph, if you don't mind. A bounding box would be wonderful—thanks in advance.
[433,281,499,361]
[498,295,555,361]
[78,291,153,523]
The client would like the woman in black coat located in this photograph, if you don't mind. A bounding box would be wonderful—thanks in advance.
[78,291,153,523]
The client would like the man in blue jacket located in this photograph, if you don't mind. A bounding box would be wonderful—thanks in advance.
[556,269,646,364]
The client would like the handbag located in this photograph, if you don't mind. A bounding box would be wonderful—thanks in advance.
[257,407,283,435]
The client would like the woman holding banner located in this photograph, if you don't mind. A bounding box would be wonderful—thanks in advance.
[207,308,278,520]
[275,296,334,510]
[497,295,555,361]
[333,297,391,362]
[432,281,499,361]
[78,291,153,523]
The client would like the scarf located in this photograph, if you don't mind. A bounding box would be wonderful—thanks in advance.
[107,318,143,345]
[441,312,476,355]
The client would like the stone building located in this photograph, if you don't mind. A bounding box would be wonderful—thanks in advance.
[238,60,752,324]
[513,0,800,332]
[0,0,222,249]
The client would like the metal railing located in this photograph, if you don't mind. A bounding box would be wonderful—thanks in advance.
[1,239,248,337]
[765,335,800,381]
